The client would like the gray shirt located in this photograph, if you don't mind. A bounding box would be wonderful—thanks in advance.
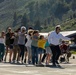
[18,32,26,45]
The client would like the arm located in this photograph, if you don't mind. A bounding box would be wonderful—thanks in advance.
[48,33,53,44]
[32,35,38,41]
[60,34,71,41]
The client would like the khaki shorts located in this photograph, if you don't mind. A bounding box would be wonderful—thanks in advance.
[13,45,21,52]
[27,46,32,57]
[46,47,52,54]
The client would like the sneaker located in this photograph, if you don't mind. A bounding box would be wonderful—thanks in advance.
[12,60,16,63]
[55,61,59,64]
[57,64,62,68]
[17,61,20,64]
[32,63,35,65]
[52,64,57,67]
[46,62,49,65]
[21,60,24,64]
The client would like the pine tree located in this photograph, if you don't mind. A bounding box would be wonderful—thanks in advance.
[12,12,17,27]
[21,13,29,28]
[28,2,35,22]
[34,19,42,30]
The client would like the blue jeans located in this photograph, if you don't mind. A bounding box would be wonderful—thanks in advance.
[31,46,38,65]
[0,43,5,60]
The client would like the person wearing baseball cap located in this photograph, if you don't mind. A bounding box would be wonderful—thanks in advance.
[21,26,26,32]
[18,26,27,63]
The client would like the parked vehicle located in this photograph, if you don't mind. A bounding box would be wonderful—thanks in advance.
[69,44,76,50]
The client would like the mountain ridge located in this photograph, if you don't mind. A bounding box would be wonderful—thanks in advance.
[0,0,76,31]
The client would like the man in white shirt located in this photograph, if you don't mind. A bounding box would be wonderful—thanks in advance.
[48,25,72,67]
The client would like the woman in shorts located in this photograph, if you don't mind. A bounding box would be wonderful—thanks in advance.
[45,40,52,65]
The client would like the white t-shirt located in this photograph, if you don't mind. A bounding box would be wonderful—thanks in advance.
[0,37,5,45]
[25,34,32,47]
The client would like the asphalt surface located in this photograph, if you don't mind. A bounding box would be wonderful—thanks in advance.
[0,54,76,75]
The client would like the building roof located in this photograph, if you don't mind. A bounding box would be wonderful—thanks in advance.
[60,31,76,37]
[40,31,76,38]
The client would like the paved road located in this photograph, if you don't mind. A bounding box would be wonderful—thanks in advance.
[0,55,76,75]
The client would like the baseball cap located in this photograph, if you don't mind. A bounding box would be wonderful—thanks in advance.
[21,26,26,31]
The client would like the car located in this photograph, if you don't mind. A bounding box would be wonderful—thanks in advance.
[69,44,76,50]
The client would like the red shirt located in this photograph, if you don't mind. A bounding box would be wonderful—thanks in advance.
[60,44,68,52]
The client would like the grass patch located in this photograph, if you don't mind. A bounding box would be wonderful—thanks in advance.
[70,50,76,54]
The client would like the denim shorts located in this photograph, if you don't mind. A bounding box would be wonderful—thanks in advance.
[9,44,13,49]
[38,48,44,54]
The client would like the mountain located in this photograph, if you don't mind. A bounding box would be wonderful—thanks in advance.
[0,0,76,31]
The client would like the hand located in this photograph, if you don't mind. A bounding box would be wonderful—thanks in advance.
[11,36,14,39]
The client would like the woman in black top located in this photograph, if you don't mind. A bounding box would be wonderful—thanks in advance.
[4,27,12,62]
[9,32,14,62]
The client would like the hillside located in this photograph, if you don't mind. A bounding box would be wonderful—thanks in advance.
[0,0,76,31]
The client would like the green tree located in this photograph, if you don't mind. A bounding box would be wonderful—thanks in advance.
[72,0,76,11]
[34,1,40,20]
[44,20,47,28]
[21,13,29,28]
[34,19,42,30]
[12,12,17,27]
[28,2,35,22]
[0,0,4,3]
[65,0,72,3]
[54,2,69,19]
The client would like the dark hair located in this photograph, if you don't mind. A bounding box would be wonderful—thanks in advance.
[28,27,33,30]
[33,30,39,35]
[10,32,14,37]
[15,28,20,32]
[39,35,44,39]
[56,27,59,31]
[17,28,20,31]
[55,25,61,31]
[6,26,11,32]
[62,41,65,43]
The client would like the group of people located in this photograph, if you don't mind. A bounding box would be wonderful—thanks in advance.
[0,25,73,67]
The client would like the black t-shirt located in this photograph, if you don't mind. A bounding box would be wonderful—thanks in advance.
[5,32,11,45]
[10,38,14,44]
